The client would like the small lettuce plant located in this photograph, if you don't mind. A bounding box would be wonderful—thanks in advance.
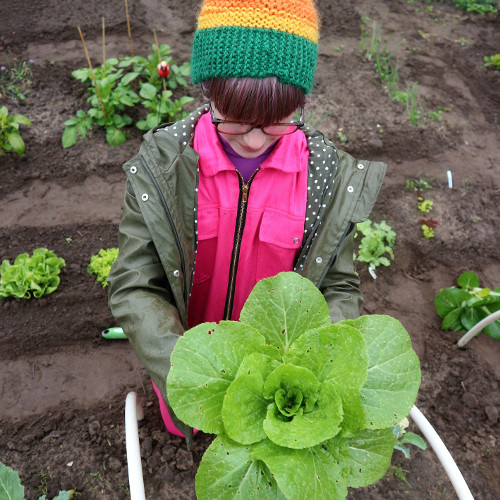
[0,248,65,299]
[167,272,421,499]
[88,248,118,287]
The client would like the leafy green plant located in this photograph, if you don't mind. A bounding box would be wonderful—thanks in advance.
[393,417,427,458]
[0,248,65,299]
[406,177,432,192]
[484,53,500,70]
[0,462,75,500]
[354,219,396,270]
[336,127,347,146]
[88,248,119,287]
[0,105,31,157]
[417,196,433,214]
[435,271,500,339]
[135,83,193,131]
[0,58,33,102]
[118,43,191,91]
[63,60,140,147]
[405,83,426,129]
[421,223,435,239]
[63,44,192,147]
[167,272,421,500]
[448,0,497,14]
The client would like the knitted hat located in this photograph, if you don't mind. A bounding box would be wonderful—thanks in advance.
[191,0,319,94]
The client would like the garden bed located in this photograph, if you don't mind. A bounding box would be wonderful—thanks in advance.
[1,0,499,498]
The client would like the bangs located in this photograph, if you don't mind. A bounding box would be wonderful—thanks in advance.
[201,77,305,125]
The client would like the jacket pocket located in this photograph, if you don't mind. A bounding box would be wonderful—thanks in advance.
[256,211,304,282]
[193,206,219,283]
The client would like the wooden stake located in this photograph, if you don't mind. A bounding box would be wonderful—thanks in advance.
[102,17,106,71]
[124,0,134,57]
[77,26,106,117]
[153,27,167,96]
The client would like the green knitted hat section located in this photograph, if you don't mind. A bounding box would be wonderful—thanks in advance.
[191,27,318,94]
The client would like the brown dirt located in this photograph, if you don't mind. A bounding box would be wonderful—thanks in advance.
[1,0,499,499]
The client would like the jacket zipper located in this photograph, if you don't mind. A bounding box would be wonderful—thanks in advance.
[223,169,259,320]
[140,157,188,305]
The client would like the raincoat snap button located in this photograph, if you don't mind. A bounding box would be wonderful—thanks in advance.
[347,186,354,193]
[130,166,137,174]
[141,193,149,201]
[293,237,300,244]
[173,270,180,278]
[357,164,365,170]
[316,257,323,264]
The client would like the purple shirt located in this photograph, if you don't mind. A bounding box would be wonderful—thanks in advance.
[218,134,277,183]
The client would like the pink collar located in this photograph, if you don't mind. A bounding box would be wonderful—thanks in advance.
[193,111,306,177]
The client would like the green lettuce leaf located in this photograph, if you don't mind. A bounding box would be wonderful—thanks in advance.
[263,380,343,449]
[344,315,420,429]
[326,428,396,488]
[239,272,332,354]
[222,352,279,444]
[167,321,267,433]
[284,324,368,434]
[251,438,349,500]
[195,435,286,500]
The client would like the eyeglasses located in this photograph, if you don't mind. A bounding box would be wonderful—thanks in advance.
[209,102,304,136]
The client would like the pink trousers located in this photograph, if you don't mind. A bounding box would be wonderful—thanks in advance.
[151,381,198,437]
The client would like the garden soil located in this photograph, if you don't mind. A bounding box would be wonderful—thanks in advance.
[1,0,499,498]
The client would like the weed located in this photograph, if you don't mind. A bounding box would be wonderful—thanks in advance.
[406,177,432,192]
[336,128,347,146]
[0,58,33,102]
[332,44,345,52]
[484,53,500,70]
[304,109,330,128]
[405,82,426,129]
[390,464,412,486]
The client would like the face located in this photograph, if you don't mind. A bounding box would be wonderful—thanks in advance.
[212,105,295,159]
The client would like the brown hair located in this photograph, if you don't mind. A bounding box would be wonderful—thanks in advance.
[201,77,306,126]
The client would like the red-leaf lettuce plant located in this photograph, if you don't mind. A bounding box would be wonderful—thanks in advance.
[167,272,421,499]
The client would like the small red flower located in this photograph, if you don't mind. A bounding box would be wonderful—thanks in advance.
[157,61,170,78]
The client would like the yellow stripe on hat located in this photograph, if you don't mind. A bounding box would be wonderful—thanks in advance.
[198,4,318,44]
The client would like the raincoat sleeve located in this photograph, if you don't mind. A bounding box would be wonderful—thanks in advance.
[107,180,191,435]
[320,222,362,323]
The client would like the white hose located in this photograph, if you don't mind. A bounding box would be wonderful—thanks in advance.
[125,392,146,500]
[124,395,474,499]
[409,406,474,499]
[457,310,500,347]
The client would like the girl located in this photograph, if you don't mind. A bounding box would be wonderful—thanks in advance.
[108,0,386,442]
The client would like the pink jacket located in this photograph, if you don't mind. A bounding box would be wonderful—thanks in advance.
[188,112,310,327]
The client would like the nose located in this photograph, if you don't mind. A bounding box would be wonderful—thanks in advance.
[241,127,268,150]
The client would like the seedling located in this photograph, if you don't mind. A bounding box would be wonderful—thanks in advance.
[354,219,396,271]
[417,196,433,214]
[0,58,33,102]
[0,105,31,157]
[421,222,436,239]
[393,417,427,458]
[336,128,347,145]
[88,248,119,287]
[0,248,65,299]
[167,272,421,500]
[435,271,500,340]
[0,462,75,500]
[406,177,432,192]
[484,53,500,70]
